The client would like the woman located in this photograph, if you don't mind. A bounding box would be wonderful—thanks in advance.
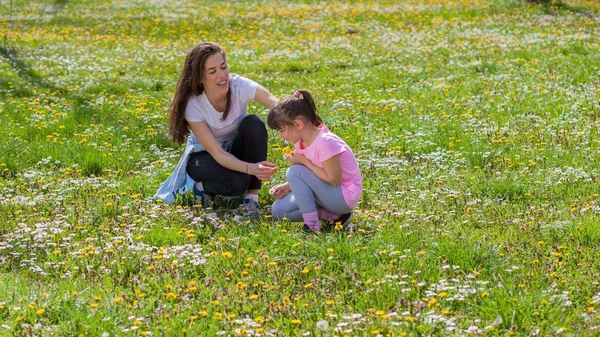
[154,42,278,210]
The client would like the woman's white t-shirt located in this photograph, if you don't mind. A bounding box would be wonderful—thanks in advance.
[184,73,258,143]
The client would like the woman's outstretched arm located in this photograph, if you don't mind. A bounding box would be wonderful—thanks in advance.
[188,121,276,181]
[254,85,279,109]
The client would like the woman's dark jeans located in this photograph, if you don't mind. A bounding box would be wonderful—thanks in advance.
[186,115,268,197]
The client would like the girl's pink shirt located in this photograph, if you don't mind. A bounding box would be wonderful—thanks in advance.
[294,124,362,209]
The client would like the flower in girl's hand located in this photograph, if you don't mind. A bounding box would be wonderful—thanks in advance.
[282,146,292,159]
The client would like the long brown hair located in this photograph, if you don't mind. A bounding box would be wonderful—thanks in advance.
[267,90,322,131]
[167,42,232,145]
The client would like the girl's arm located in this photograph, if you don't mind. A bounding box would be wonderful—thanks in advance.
[289,153,343,185]
[271,182,291,199]
[253,85,279,109]
[188,121,276,181]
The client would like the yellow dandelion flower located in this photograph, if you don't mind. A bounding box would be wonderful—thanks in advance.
[36,308,45,315]
[290,319,301,324]
[222,252,233,259]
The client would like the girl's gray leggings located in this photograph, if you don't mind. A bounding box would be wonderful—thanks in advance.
[271,164,352,222]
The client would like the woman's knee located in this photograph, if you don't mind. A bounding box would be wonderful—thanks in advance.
[227,173,252,195]
[240,115,267,138]
[204,172,250,196]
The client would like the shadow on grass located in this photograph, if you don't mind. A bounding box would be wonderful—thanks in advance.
[0,45,66,96]
[523,0,597,15]
[1,43,175,176]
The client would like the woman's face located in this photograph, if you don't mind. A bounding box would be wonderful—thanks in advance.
[201,52,229,95]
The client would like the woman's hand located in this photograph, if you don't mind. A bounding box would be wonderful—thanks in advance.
[286,152,307,165]
[269,182,291,199]
[249,161,277,181]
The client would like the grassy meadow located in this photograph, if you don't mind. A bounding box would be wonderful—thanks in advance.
[2,0,600,335]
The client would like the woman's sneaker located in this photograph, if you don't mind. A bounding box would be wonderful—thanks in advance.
[193,185,213,209]
[243,198,260,218]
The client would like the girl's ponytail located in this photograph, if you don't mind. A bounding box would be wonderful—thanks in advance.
[296,90,322,127]
[267,89,323,130]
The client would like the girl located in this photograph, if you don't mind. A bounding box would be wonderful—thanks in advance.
[154,42,278,211]
[268,90,362,232]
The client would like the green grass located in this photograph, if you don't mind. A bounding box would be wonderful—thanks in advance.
[1,0,600,335]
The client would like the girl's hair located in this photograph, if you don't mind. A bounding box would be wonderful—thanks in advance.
[167,42,232,145]
[267,90,322,130]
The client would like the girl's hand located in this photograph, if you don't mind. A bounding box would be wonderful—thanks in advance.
[249,161,277,181]
[286,152,307,165]
[269,182,291,199]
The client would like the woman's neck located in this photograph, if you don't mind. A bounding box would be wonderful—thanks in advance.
[204,89,227,112]
[300,124,321,148]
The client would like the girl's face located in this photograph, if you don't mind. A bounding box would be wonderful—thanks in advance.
[277,124,301,144]
[201,53,229,95]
